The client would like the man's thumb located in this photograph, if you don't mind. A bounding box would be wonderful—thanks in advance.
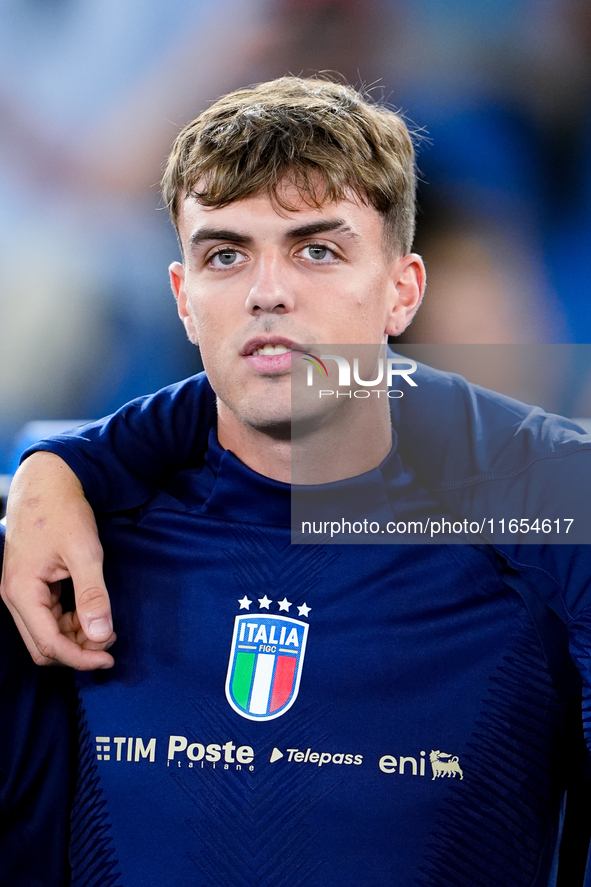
[74,577,114,642]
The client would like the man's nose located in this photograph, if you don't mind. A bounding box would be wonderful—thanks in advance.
[245,254,295,314]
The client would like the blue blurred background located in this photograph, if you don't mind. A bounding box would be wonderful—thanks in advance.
[0,0,590,479]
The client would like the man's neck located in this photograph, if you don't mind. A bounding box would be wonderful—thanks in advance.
[217,397,393,484]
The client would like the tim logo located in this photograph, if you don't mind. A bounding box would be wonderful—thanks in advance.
[225,615,309,721]
[430,750,463,780]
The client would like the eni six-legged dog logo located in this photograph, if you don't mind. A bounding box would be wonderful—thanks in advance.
[430,750,463,780]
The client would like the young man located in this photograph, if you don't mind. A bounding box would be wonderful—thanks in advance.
[3,77,591,885]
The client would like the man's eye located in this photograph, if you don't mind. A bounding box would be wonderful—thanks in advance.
[300,244,336,262]
[208,249,246,268]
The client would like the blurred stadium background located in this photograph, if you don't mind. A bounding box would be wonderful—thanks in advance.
[1,0,590,505]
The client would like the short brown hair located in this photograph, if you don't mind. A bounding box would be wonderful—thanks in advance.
[162,76,417,254]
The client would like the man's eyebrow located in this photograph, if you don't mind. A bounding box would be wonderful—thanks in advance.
[284,220,359,239]
[189,228,253,247]
[188,220,358,249]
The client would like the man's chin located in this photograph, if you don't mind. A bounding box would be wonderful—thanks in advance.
[249,414,331,443]
[249,416,292,441]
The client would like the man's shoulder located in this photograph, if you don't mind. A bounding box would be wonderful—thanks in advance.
[393,358,591,489]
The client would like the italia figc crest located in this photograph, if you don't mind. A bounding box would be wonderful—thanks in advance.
[225,597,310,721]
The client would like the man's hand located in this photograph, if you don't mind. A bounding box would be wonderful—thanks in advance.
[0,452,115,669]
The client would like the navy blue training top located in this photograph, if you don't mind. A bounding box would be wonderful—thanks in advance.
[69,431,581,887]
[0,527,76,887]
[21,360,591,884]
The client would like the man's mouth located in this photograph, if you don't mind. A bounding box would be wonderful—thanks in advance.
[242,336,302,357]
[241,338,302,375]
[242,336,314,376]
[251,343,291,357]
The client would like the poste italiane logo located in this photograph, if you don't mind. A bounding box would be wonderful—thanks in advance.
[225,596,310,721]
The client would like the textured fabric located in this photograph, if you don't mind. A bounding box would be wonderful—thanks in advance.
[0,527,76,887]
[68,433,578,886]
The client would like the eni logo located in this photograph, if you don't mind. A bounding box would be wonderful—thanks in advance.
[430,750,463,780]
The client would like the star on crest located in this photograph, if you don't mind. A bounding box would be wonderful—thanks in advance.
[297,602,311,617]
[258,595,272,609]
[238,596,252,610]
[277,597,292,612]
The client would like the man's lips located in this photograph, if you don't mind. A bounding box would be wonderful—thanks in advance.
[241,338,309,373]
[241,336,301,357]
[251,343,291,357]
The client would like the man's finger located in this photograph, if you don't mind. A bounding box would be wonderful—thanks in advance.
[68,558,114,643]
[4,586,114,669]
[76,585,114,643]
[60,608,117,652]
[2,597,55,666]
[44,633,115,670]
[73,582,114,643]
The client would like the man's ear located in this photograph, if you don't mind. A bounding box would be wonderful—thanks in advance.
[385,254,426,338]
[169,262,199,345]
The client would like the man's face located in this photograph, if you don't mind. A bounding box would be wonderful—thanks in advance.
[169,183,424,435]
